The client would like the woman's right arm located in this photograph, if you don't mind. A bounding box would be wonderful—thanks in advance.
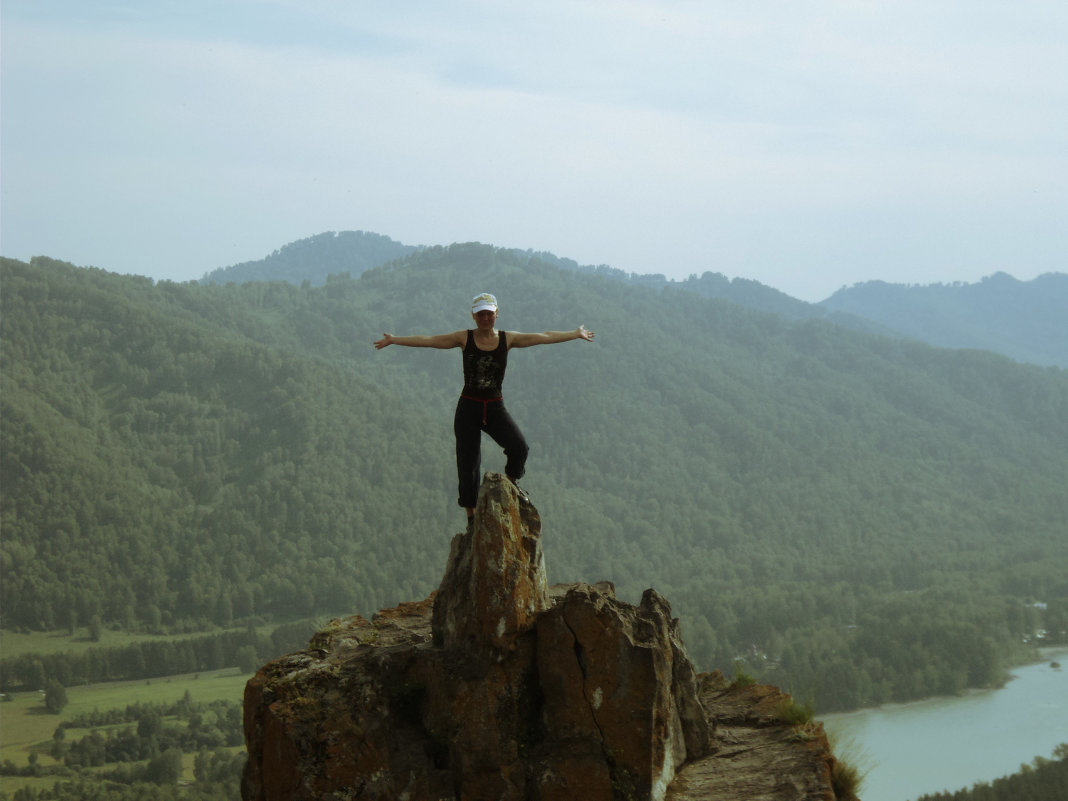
[374,331,466,350]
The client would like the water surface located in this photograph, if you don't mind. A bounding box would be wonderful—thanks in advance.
[821,649,1068,801]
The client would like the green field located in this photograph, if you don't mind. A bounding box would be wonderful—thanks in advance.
[0,625,277,662]
[0,625,307,797]
[1,666,250,786]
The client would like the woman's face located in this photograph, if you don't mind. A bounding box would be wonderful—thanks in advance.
[473,309,497,329]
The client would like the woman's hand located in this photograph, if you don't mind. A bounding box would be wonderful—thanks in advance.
[373,333,394,349]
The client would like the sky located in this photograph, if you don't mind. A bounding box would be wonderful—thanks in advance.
[2,1,1065,302]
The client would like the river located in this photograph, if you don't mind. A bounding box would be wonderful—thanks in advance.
[820,648,1068,801]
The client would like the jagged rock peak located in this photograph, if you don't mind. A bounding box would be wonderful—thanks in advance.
[431,472,549,652]
[241,472,851,801]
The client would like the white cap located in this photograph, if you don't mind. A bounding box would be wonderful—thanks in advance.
[471,292,498,313]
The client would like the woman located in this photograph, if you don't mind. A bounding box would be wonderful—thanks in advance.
[374,292,595,525]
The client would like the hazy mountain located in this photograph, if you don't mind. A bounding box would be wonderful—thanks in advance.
[199,232,1065,368]
[514,249,815,314]
[820,272,1068,368]
[201,230,889,333]
[200,230,419,286]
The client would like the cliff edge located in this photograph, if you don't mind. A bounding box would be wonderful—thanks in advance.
[242,473,856,800]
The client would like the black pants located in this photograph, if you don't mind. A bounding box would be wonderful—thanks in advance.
[454,396,529,508]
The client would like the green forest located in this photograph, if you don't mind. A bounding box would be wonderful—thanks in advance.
[914,745,1068,801]
[3,249,1068,721]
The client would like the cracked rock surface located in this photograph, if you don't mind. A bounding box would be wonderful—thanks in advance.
[242,473,853,801]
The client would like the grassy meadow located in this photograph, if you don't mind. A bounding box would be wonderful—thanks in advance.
[0,624,279,662]
[1,657,250,795]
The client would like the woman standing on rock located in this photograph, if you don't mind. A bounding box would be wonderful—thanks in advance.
[374,292,594,526]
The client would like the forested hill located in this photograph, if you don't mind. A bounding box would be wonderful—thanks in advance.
[199,230,419,286]
[821,272,1068,367]
[197,230,1056,365]
[3,249,1067,712]
[198,230,825,322]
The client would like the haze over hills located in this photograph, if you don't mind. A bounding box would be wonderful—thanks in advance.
[199,230,420,287]
[201,230,884,333]
[201,230,1067,367]
[821,272,1068,368]
[3,247,1067,714]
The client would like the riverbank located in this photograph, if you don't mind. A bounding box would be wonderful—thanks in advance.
[821,647,1068,801]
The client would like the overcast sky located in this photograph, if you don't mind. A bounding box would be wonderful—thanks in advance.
[2,1,1065,301]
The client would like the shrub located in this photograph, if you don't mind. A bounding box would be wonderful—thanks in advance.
[831,757,866,800]
[775,695,815,726]
[827,732,871,801]
[730,660,757,688]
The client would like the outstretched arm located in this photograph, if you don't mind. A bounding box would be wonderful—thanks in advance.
[374,331,466,350]
[507,326,595,349]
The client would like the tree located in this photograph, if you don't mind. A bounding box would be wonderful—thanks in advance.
[194,749,212,782]
[43,680,68,714]
[51,726,69,760]
[137,710,163,741]
[144,747,183,785]
[236,645,259,675]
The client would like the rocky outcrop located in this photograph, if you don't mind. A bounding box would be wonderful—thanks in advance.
[242,473,854,801]
[534,584,712,800]
[667,675,840,800]
[431,473,549,652]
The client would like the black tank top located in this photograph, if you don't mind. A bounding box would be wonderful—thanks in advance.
[461,330,508,399]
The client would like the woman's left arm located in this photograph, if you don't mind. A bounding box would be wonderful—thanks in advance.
[507,326,595,349]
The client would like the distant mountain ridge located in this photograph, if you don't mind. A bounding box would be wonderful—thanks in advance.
[199,231,888,334]
[820,272,1068,368]
[200,230,419,286]
[202,230,1063,367]
[201,231,815,318]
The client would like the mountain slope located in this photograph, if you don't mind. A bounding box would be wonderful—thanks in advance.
[3,250,1066,711]
[203,229,1061,364]
[200,229,890,339]
[200,230,418,286]
[1,257,458,630]
[820,272,1068,367]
